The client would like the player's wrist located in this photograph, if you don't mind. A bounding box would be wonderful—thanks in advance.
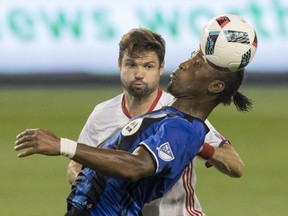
[60,138,77,158]
[197,143,215,160]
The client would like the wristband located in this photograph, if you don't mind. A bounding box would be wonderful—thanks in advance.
[198,143,215,160]
[60,138,77,158]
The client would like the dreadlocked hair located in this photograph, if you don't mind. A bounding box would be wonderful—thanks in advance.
[216,68,253,112]
[233,91,253,112]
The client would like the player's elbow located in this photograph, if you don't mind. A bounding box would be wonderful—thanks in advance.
[118,162,154,182]
[120,146,155,182]
[229,161,244,178]
[118,169,147,182]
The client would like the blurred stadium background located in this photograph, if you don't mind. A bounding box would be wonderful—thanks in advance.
[1,0,287,215]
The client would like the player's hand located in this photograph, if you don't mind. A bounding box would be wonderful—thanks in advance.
[14,128,61,158]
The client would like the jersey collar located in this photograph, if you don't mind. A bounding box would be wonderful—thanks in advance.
[121,88,163,119]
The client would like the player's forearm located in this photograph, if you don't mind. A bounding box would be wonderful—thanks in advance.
[14,129,155,182]
[72,144,155,182]
[208,143,244,177]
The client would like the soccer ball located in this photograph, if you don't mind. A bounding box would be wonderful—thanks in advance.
[199,14,258,72]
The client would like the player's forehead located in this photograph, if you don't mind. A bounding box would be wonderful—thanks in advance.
[190,49,205,61]
[122,51,159,63]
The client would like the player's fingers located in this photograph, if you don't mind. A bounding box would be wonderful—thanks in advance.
[16,129,30,139]
[17,149,35,158]
[15,134,36,146]
[16,128,38,139]
[14,140,35,151]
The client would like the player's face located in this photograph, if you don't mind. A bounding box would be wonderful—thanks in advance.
[167,50,213,98]
[119,51,164,98]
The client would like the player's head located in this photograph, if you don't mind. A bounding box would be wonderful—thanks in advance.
[118,28,166,98]
[167,49,252,112]
[118,28,166,67]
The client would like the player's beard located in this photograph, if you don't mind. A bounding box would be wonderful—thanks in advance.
[166,80,174,96]
[123,80,156,98]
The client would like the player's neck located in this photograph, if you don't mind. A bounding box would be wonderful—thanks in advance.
[123,89,160,118]
[171,97,217,121]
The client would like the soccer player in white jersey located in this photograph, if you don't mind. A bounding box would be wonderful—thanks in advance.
[66,28,244,215]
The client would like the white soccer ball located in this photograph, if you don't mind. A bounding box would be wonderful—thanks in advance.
[199,14,258,72]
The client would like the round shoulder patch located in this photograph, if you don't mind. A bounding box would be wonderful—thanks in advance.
[157,142,175,161]
[122,118,143,136]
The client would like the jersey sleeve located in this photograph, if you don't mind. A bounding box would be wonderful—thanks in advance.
[201,120,231,167]
[77,107,99,147]
[78,94,128,147]
[204,120,229,147]
[140,118,205,179]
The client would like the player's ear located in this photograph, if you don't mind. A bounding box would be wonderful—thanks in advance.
[208,80,225,93]
[118,60,122,71]
[118,60,121,69]
[159,61,165,75]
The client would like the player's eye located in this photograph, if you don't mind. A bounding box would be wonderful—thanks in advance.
[125,62,135,68]
[145,64,155,69]
[193,58,203,67]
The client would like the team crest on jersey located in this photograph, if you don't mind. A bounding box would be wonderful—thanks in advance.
[157,142,174,161]
[122,118,143,136]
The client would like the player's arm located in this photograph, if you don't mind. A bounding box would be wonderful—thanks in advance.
[72,143,155,181]
[14,128,156,182]
[210,142,244,177]
[198,142,244,177]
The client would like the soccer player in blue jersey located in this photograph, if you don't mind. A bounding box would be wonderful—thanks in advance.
[66,28,245,216]
[15,49,252,215]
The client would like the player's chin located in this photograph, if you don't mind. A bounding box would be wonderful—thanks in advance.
[129,87,146,97]
[166,81,174,94]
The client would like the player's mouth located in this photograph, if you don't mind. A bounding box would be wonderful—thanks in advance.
[133,81,144,86]
[132,81,146,89]
[170,73,178,81]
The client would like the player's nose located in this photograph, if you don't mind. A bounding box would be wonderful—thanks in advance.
[135,67,144,78]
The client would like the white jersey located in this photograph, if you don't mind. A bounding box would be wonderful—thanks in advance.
[78,89,227,216]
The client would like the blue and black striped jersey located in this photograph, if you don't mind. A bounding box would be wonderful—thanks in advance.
[67,107,208,216]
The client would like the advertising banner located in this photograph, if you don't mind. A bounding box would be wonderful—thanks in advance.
[0,0,287,74]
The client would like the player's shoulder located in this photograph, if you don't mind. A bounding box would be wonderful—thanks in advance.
[161,91,174,100]
[93,93,123,111]
[87,94,123,120]
[156,90,174,107]
[153,107,196,127]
